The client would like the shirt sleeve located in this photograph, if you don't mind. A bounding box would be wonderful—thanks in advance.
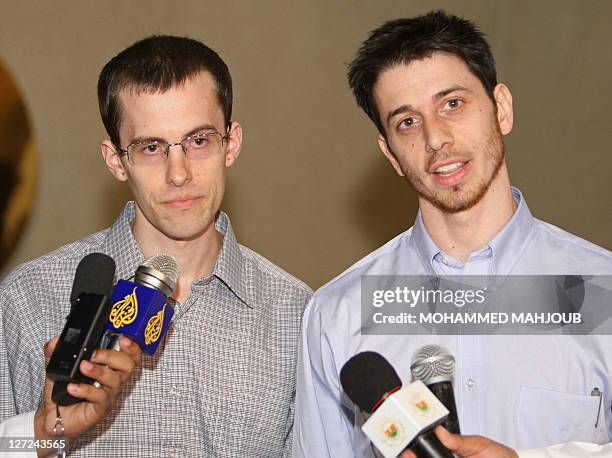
[519,442,612,457]
[0,411,38,458]
[0,289,18,424]
[292,297,359,458]
[280,289,313,458]
[0,282,45,424]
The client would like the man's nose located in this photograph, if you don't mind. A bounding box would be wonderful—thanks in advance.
[423,116,453,153]
[165,144,192,187]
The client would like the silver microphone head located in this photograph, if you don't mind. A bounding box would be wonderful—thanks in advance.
[134,254,179,298]
[410,345,455,385]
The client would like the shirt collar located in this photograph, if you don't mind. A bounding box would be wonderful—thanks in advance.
[103,202,145,284]
[209,211,253,308]
[411,187,536,275]
[412,208,443,272]
[103,202,252,307]
[487,187,536,275]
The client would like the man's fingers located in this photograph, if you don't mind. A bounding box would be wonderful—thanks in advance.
[435,426,456,447]
[118,336,142,363]
[66,381,110,406]
[435,425,486,454]
[79,360,122,391]
[90,347,137,378]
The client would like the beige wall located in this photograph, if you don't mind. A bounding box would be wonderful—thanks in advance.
[0,0,610,288]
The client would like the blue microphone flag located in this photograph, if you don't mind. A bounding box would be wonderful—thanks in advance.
[105,279,174,355]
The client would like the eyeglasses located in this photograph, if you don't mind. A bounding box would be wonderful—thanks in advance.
[117,130,229,166]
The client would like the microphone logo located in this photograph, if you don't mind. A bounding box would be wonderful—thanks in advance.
[415,400,429,412]
[409,395,437,418]
[109,287,139,328]
[144,304,166,345]
[380,420,406,445]
[384,423,399,439]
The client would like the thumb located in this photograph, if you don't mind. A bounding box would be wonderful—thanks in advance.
[435,426,486,455]
[43,336,59,364]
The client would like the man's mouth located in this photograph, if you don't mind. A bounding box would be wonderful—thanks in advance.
[429,160,471,186]
[432,161,468,176]
[163,195,202,208]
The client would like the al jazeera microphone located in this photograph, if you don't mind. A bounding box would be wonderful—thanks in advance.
[340,351,453,458]
[48,253,178,405]
[102,254,179,355]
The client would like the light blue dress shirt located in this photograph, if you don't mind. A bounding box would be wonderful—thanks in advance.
[293,188,612,457]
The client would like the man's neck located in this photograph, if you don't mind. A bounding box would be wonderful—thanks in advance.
[420,165,516,262]
[132,216,223,304]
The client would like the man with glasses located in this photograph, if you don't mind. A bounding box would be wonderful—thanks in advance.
[0,35,311,457]
[293,10,612,458]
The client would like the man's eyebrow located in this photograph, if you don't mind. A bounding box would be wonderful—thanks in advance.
[386,104,417,126]
[128,124,218,144]
[183,124,218,137]
[385,85,471,126]
[128,135,165,145]
[433,85,470,101]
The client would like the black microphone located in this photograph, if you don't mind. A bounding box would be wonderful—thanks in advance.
[68,252,115,308]
[340,351,453,458]
[411,345,461,434]
[47,253,116,405]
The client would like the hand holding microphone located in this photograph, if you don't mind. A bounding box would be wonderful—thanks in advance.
[46,252,120,405]
[400,426,518,458]
[35,334,141,448]
[47,253,178,406]
[36,252,142,450]
[340,351,454,458]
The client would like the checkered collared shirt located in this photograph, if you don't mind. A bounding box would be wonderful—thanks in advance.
[0,202,312,457]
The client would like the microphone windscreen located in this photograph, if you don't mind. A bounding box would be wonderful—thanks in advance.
[340,351,402,413]
[135,253,179,298]
[69,253,116,306]
[410,345,455,385]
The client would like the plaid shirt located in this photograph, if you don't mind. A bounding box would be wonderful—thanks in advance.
[0,202,312,457]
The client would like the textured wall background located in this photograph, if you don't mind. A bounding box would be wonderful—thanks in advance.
[0,0,610,288]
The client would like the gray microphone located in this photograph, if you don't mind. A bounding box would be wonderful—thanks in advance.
[411,345,461,434]
[133,254,179,298]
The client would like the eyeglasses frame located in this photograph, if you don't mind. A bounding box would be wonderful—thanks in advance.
[116,129,230,165]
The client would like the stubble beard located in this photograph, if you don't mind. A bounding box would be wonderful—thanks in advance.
[402,125,505,214]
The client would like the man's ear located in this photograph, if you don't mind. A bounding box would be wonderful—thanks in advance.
[101,140,128,182]
[494,83,514,135]
[377,133,405,177]
[224,121,242,167]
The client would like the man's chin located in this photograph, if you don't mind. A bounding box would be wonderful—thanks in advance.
[421,185,489,214]
[162,226,211,242]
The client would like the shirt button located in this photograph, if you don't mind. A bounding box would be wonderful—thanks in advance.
[465,378,476,388]
[170,386,178,397]
[442,257,449,265]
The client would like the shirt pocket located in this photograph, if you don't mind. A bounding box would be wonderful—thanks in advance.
[517,385,606,448]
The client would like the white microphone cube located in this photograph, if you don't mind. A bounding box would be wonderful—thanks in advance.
[362,380,449,457]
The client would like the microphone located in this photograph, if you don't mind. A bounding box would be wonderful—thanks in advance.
[411,345,461,434]
[47,253,116,405]
[340,352,453,458]
[102,254,178,355]
[69,252,116,308]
